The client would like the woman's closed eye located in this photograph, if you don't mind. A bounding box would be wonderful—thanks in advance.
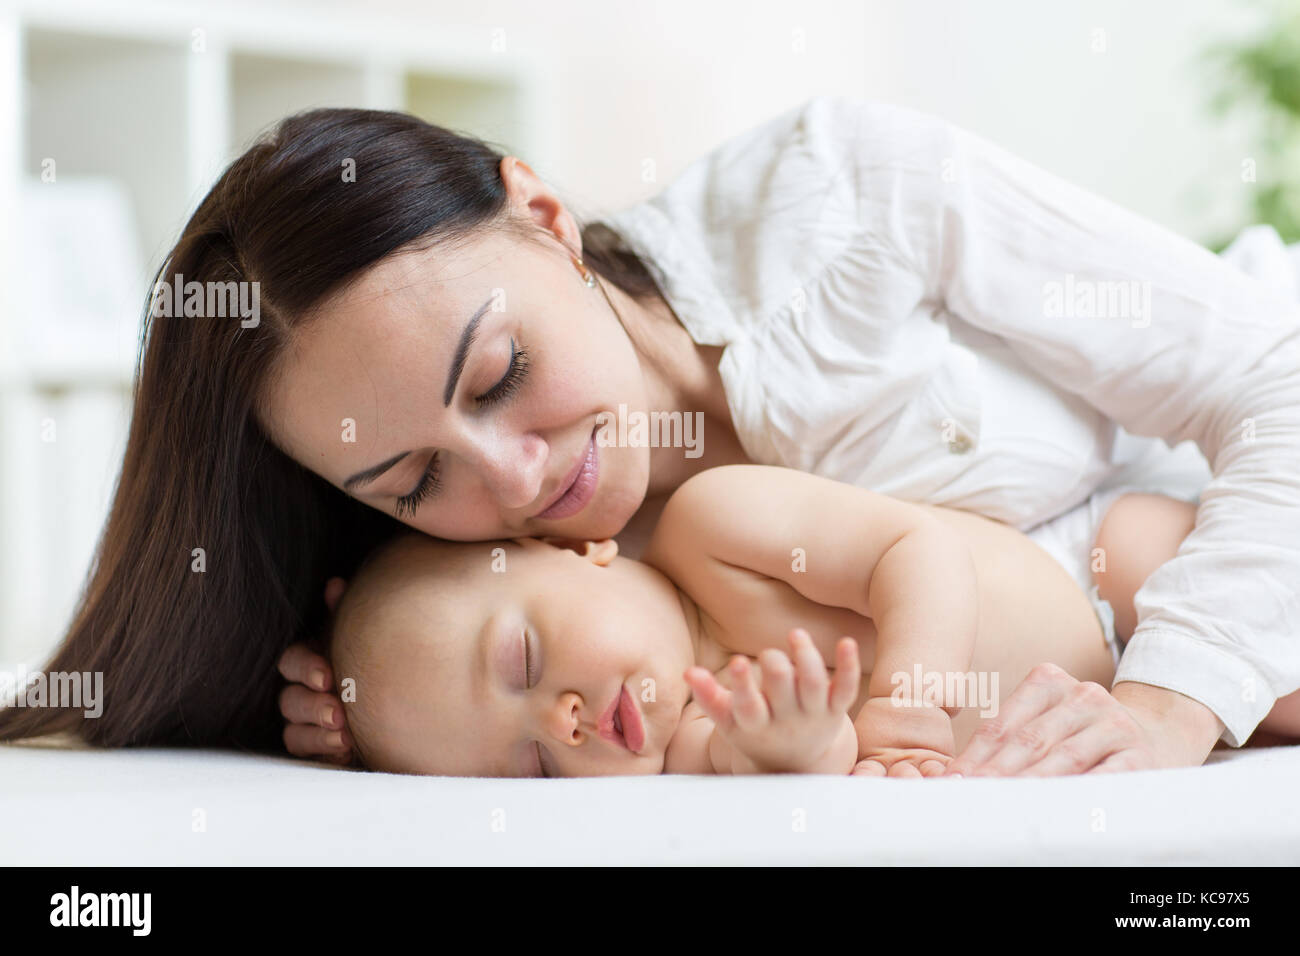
[393,339,531,518]
[395,455,441,519]
[475,338,530,409]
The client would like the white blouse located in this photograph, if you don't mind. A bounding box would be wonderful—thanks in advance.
[600,96,1300,747]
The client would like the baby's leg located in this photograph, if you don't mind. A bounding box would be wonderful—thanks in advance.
[1092,493,1195,644]
[1092,492,1300,741]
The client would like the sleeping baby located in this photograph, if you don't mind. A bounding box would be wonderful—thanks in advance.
[325,464,1298,777]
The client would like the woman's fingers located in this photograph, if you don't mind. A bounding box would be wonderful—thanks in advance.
[943,663,1076,776]
[964,683,1106,777]
[1086,750,1145,774]
[278,642,351,761]
[277,642,333,692]
[282,721,353,760]
[1019,717,1135,776]
[278,683,344,730]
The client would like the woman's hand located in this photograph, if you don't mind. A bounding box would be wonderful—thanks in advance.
[685,629,861,774]
[277,643,353,764]
[943,663,1225,777]
[277,576,354,765]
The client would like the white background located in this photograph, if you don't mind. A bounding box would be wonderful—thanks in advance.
[0,0,1277,669]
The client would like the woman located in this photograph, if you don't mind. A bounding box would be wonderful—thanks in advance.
[1,97,1295,775]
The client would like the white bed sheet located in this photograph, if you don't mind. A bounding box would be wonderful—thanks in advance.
[3,738,1297,865]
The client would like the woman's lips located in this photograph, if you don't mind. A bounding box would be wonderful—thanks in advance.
[535,430,599,521]
[598,685,645,754]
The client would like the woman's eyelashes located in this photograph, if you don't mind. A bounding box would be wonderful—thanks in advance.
[475,338,530,409]
[392,338,530,518]
[394,456,440,519]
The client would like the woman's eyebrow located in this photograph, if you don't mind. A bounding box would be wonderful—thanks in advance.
[443,295,496,406]
[343,451,409,492]
[342,294,496,491]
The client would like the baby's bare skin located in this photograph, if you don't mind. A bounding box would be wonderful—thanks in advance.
[646,466,1114,773]
[335,464,1287,778]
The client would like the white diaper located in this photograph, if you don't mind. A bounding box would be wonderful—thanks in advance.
[1022,429,1211,667]
[1022,484,1162,667]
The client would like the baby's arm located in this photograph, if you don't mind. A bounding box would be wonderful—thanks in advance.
[852,514,979,774]
[650,465,980,774]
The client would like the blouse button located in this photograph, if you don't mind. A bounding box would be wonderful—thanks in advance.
[947,433,972,454]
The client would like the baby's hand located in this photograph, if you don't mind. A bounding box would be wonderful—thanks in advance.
[852,747,953,778]
[684,629,860,774]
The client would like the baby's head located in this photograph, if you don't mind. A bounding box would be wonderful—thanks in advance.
[328,532,697,777]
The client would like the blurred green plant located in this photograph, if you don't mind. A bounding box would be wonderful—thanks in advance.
[1206,0,1300,248]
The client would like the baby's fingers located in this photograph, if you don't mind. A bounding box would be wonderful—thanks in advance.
[757,649,797,719]
[728,656,770,731]
[684,667,735,732]
[829,638,861,714]
[787,629,829,711]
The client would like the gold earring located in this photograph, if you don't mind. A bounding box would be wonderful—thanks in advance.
[573,255,596,288]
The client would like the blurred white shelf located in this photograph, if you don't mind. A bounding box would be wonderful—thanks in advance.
[0,0,555,661]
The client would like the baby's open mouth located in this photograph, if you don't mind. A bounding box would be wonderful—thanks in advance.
[598,685,646,754]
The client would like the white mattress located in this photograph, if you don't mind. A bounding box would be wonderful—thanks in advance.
[3,738,1297,865]
[7,227,1299,868]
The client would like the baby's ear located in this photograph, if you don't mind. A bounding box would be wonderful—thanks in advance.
[538,537,619,566]
[323,576,348,613]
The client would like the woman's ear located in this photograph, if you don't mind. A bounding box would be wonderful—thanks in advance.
[323,576,348,613]
[538,537,619,566]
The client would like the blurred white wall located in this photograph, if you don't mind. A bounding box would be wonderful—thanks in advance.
[0,0,1275,669]
[347,0,1265,242]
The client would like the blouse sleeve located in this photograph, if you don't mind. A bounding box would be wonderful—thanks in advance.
[812,96,1300,746]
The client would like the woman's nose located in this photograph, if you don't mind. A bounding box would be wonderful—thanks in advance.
[546,692,585,747]
[466,431,547,511]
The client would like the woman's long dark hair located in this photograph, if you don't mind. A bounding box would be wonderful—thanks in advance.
[0,108,659,750]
